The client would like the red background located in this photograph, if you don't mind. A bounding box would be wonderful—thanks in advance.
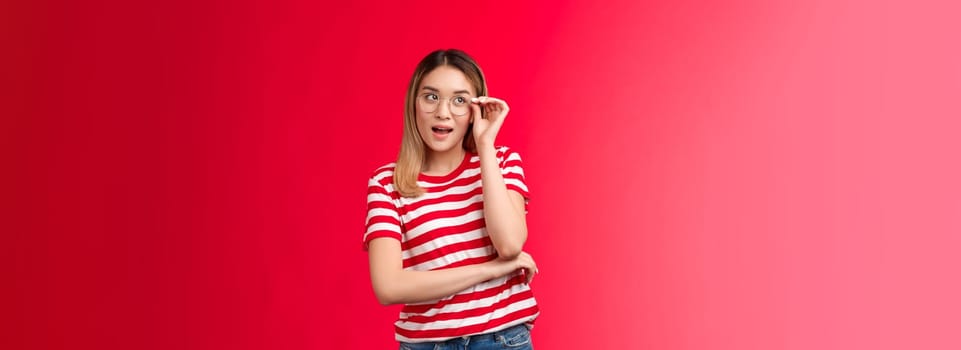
[5,0,961,349]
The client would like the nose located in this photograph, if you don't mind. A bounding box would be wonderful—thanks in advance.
[434,99,452,119]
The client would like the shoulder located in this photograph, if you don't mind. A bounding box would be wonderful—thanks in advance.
[368,162,397,187]
[492,145,524,164]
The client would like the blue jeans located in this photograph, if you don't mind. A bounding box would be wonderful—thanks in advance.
[399,323,533,350]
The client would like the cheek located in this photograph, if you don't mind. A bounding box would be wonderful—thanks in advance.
[415,114,431,131]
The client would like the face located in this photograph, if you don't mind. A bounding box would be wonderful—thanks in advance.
[415,65,475,156]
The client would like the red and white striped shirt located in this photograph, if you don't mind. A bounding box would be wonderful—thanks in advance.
[364,146,539,343]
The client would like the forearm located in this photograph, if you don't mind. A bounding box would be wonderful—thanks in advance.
[379,262,502,305]
[368,238,516,305]
[477,144,528,258]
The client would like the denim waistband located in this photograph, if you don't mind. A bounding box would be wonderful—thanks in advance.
[459,323,529,341]
[400,322,531,347]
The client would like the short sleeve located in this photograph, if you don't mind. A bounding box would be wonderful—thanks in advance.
[363,175,403,250]
[498,147,531,212]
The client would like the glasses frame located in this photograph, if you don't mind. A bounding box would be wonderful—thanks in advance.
[416,93,473,117]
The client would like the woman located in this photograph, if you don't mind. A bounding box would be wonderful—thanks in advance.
[364,49,540,349]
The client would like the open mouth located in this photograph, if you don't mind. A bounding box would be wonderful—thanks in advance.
[431,127,453,134]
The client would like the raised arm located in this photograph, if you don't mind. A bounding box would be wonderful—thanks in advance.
[477,145,528,259]
[470,96,529,259]
[367,238,536,305]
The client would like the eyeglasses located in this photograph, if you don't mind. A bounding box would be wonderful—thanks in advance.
[417,93,471,117]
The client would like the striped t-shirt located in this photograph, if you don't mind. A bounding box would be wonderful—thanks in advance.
[364,146,539,343]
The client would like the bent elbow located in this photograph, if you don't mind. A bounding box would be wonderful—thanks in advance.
[371,280,401,306]
[376,295,394,306]
[495,245,523,260]
[374,289,400,306]
[491,228,527,260]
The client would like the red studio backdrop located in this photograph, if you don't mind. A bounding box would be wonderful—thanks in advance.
[4,0,960,349]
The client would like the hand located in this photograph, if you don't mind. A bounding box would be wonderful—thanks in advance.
[470,96,509,148]
[513,251,538,284]
[491,251,538,284]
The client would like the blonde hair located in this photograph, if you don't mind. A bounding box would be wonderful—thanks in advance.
[395,49,488,198]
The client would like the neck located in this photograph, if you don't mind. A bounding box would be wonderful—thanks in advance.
[423,147,466,175]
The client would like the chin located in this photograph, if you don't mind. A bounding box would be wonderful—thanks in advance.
[427,143,457,153]
[425,139,463,154]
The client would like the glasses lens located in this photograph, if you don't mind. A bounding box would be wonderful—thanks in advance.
[419,94,438,113]
[450,95,469,116]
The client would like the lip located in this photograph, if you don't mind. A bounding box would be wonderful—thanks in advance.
[430,125,454,140]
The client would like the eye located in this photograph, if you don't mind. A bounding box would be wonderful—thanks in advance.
[452,96,468,106]
[424,93,439,102]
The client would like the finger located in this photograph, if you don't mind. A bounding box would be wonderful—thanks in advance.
[473,97,506,118]
[472,96,491,106]
[484,101,507,119]
[470,101,482,120]
[483,101,497,115]
[479,97,509,110]
[479,99,497,113]
[473,96,503,106]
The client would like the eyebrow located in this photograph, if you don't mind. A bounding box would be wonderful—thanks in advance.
[421,86,473,95]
